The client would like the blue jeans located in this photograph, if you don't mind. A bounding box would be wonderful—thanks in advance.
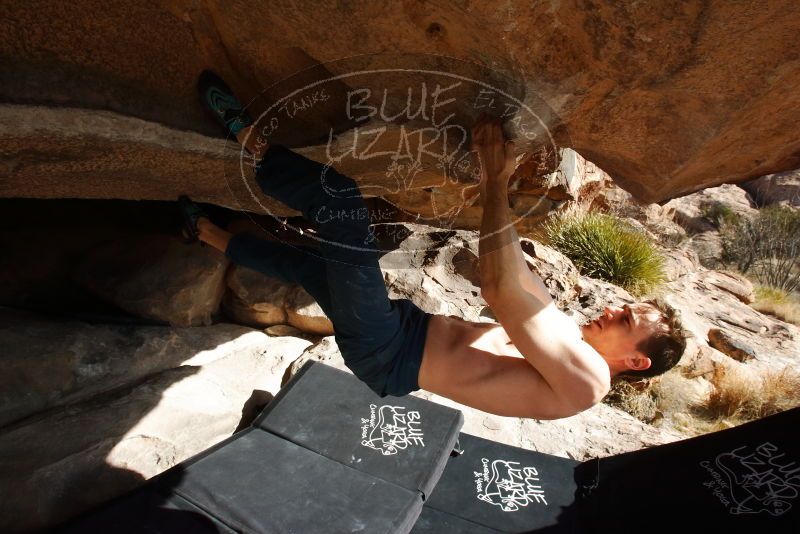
[224,145,432,397]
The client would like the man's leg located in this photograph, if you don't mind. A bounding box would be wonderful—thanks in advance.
[197,218,334,317]
[252,144,409,395]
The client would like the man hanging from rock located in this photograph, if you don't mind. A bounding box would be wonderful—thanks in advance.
[181,71,687,420]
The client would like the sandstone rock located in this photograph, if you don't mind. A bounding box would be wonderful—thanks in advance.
[740,169,800,208]
[75,234,228,326]
[223,265,291,327]
[3,2,800,208]
[287,336,349,378]
[0,306,270,429]
[377,224,489,321]
[702,271,754,304]
[0,106,296,215]
[0,310,313,531]
[377,222,637,328]
[518,238,582,307]
[564,154,689,251]
[708,328,757,362]
[664,184,759,267]
[686,231,724,268]
[285,285,334,335]
[568,276,635,326]
[663,269,799,372]
[265,324,303,337]
[661,248,699,283]
[678,344,737,380]
[665,184,758,234]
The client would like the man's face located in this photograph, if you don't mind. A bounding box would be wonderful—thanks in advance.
[582,303,663,374]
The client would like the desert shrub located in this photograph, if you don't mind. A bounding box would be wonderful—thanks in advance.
[544,210,665,295]
[720,206,800,292]
[659,229,688,248]
[700,201,739,229]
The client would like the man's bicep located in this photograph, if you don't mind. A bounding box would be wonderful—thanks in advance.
[488,285,607,414]
[487,283,556,361]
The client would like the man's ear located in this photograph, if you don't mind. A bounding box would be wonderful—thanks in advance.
[625,353,652,371]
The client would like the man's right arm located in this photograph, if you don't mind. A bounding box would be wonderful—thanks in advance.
[502,217,554,305]
[472,118,552,306]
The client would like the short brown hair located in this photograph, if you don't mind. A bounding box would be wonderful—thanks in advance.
[623,298,688,378]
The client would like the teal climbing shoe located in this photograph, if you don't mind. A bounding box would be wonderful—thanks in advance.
[197,70,253,136]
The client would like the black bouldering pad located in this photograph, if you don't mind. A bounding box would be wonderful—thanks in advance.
[414,432,579,533]
[254,361,464,498]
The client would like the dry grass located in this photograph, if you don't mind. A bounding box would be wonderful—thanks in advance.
[603,379,658,423]
[604,365,800,436]
[699,365,800,423]
[751,285,800,325]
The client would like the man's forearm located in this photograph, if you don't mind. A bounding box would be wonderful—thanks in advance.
[479,182,553,300]
[479,183,528,293]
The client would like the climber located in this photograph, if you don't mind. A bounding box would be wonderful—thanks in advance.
[181,71,687,420]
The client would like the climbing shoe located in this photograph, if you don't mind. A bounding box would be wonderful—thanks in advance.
[178,195,209,244]
[197,70,253,136]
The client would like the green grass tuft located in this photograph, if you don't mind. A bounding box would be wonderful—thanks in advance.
[544,210,665,295]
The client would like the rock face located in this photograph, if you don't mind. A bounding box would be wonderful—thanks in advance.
[223,264,291,326]
[284,285,334,335]
[376,221,635,327]
[664,268,799,372]
[741,169,800,208]
[708,328,757,362]
[223,264,334,333]
[0,307,255,428]
[664,184,759,267]
[75,234,229,326]
[2,0,800,213]
[0,308,314,531]
[665,184,758,234]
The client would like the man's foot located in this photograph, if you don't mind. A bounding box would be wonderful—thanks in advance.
[197,70,253,137]
[178,195,209,244]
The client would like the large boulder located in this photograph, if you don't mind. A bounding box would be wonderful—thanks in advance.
[75,234,229,326]
[665,184,758,234]
[0,307,261,428]
[0,308,313,531]
[284,285,334,335]
[663,184,759,267]
[223,263,334,334]
[2,1,799,213]
[664,269,799,373]
[223,264,291,327]
[375,221,635,325]
[740,168,800,209]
